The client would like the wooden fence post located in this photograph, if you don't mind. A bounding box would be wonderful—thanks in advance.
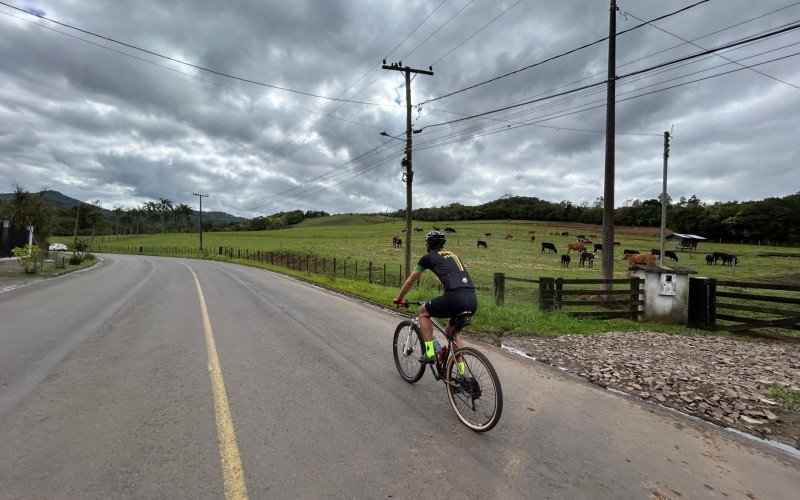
[555,278,564,308]
[355,260,358,280]
[383,263,386,285]
[539,278,556,310]
[630,277,642,321]
[368,261,373,283]
[494,272,506,306]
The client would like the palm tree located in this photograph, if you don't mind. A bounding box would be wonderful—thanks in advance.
[143,201,158,233]
[158,198,173,234]
[112,206,124,236]
[174,203,193,232]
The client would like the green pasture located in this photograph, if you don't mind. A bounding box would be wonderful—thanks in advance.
[94,215,800,285]
[92,216,800,337]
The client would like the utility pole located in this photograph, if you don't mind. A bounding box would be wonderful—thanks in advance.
[73,203,81,247]
[193,193,208,251]
[659,131,671,266]
[601,0,618,288]
[382,60,434,278]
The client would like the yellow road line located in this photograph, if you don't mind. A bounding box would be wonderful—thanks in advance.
[182,263,248,500]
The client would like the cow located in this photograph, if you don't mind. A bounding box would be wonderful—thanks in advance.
[396,238,402,248]
[477,240,488,249]
[484,232,492,238]
[593,243,602,253]
[413,227,423,232]
[623,253,656,267]
[444,227,457,233]
[530,235,536,242]
[575,235,585,241]
[433,226,440,231]
[721,254,738,266]
[623,249,639,256]
[548,231,556,236]
[560,231,569,237]
[613,242,621,247]
[528,230,536,235]
[649,248,678,260]
[561,254,571,267]
[579,251,595,268]
[579,239,592,245]
[567,242,585,254]
[705,254,714,265]
[505,233,515,240]
[392,236,401,248]
[541,242,557,253]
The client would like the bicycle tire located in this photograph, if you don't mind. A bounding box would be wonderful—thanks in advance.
[445,346,503,432]
[393,320,426,383]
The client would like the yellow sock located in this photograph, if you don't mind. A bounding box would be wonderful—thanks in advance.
[457,361,466,375]
[425,341,435,358]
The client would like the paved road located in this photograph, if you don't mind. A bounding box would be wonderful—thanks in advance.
[1,254,798,498]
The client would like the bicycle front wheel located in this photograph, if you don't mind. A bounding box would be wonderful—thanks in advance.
[445,347,503,432]
[393,320,426,383]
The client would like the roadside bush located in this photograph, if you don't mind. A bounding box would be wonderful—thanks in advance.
[83,253,96,261]
[69,253,84,265]
[11,245,39,273]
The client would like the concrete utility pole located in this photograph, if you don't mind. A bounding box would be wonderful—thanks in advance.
[659,131,671,266]
[73,203,81,247]
[382,61,433,278]
[193,193,208,251]
[601,0,618,287]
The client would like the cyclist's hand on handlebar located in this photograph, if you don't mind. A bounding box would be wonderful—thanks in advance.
[392,296,409,308]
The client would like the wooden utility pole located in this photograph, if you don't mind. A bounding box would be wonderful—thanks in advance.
[193,193,208,251]
[601,0,618,287]
[659,131,671,266]
[382,61,433,278]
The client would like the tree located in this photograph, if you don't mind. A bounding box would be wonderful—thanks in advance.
[158,198,173,234]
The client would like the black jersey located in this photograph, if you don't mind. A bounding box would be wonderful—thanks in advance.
[415,249,475,293]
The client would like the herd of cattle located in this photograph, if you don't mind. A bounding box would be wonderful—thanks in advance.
[391,227,740,268]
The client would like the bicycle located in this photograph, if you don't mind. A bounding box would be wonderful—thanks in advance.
[392,301,503,432]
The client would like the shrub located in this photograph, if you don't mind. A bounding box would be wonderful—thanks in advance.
[69,253,84,265]
[11,245,39,273]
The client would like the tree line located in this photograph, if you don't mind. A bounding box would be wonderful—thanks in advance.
[391,192,800,244]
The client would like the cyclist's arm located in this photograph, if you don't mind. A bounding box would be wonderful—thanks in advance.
[396,269,423,301]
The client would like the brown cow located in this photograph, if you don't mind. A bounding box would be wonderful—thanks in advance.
[567,242,585,254]
[505,233,515,241]
[528,230,536,235]
[579,239,592,245]
[433,226,440,231]
[623,253,655,266]
[613,241,621,247]
[484,232,492,238]
[392,235,401,248]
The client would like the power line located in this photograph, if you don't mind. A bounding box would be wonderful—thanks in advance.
[0,1,397,107]
[419,0,711,105]
[418,21,800,131]
[623,8,800,91]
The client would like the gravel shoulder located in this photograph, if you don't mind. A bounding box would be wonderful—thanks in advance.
[487,331,800,451]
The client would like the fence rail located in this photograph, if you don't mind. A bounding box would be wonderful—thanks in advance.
[494,273,642,320]
[688,277,800,342]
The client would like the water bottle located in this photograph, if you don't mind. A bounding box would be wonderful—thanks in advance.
[432,338,442,355]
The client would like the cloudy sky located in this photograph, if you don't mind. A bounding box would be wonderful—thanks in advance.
[1,0,799,217]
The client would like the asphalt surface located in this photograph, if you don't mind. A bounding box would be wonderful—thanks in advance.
[1,254,798,499]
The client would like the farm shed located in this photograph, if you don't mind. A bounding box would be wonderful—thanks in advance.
[666,233,706,250]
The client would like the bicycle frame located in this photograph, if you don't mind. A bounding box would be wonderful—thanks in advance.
[405,314,462,385]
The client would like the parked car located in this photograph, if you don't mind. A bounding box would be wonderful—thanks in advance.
[49,242,68,251]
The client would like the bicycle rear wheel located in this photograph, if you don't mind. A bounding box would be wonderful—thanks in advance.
[445,347,503,432]
[393,320,426,383]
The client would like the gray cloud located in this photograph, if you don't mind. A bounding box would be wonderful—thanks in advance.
[1,0,799,218]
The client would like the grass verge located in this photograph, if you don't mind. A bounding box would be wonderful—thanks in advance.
[203,254,710,338]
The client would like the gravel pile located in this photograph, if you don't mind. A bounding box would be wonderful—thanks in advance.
[499,332,800,448]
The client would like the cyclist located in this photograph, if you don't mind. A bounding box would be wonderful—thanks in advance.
[393,230,477,376]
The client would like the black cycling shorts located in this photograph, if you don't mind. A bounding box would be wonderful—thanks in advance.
[424,293,478,325]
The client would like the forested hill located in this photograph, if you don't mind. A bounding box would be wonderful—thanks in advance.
[391,193,800,244]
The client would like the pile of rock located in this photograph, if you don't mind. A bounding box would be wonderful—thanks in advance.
[500,332,800,447]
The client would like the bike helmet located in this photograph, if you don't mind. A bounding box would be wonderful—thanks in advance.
[425,230,447,249]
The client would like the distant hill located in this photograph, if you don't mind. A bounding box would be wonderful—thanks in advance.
[0,190,245,225]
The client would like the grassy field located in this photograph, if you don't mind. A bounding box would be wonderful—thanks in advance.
[90,216,800,337]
